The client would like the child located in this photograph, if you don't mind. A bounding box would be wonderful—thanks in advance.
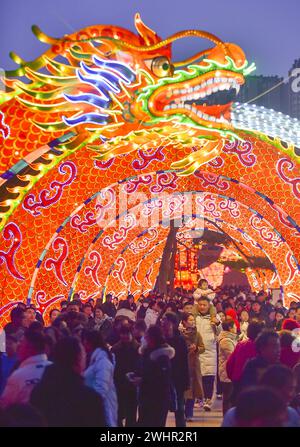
[239,310,249,341]
[193,279,217,319]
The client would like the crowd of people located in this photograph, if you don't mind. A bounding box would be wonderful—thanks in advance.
[0,280,300,427]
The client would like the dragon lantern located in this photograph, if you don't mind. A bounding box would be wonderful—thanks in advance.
[0,14,300,320]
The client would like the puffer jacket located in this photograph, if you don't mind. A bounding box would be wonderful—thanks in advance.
[195,313,219,376]
[84,348,118,427]
[218,331,238,382]
[144,308,159,328]
[0,354,51,408]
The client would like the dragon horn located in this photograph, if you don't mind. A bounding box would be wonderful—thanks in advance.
[134,13,160,46]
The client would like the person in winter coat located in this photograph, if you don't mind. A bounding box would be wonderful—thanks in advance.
[279,329,300,369]
[239,310,249,341]
[82,330,118,427]
[260,364,300,427]
[136,299,150,320]
[144,301,160,328]
[179,312,205,421]
[0,329,51,408]
[291,363,300,415]
[111,326,140,427]
[134,325,175,427]
[101,294,117,318]
[160,312,190,427]
[31,336,105,427]
[239,330,281,393]
[218,318,238,414]
[0,333,19,395]
[115,300,136,322]
[195,296,221,412]
[226,320,264,404]
[225,309,240,332]
[193,279,216,302]
[88,306,113,341]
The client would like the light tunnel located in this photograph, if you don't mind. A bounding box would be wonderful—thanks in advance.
[1,17,300,326]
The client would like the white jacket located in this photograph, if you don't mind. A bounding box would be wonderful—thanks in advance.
[195,314,218,376]
[115,308,136,321]
[239,321,249,341]
[0,354,51,408]
[84,348,118,427]
[193,288,215,301]
[144,308,159,328]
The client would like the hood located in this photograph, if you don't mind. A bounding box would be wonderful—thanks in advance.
[226,309,238,320]
[150,344,175,362]
[218,331,238,343]
[146,308,158,315]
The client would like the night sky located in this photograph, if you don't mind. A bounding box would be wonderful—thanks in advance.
[1,0,299,77]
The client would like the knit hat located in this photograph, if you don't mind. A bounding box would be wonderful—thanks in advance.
[281,318,300,331]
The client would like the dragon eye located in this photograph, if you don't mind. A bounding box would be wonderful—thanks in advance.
[150,57,174,77]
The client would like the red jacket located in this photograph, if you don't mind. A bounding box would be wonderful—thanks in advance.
[280,346,300,369]
[226,339,256,382]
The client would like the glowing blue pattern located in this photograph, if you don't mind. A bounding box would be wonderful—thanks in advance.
[63,56,136,128]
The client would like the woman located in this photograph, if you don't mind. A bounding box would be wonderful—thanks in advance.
[195,297,220,412]
[82,330,118,427]
[134,325,175,427]
[218,318,238,414]
[115,300,136,322]
[180,312,205,421]
[88,305,113,341]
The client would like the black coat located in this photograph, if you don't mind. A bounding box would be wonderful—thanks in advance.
[239,356,270,391]
[166,334,190,394]
[111,340,140,387]
[88,317,113,341]
[138,344,176,427]
[101,302,117,318]
[30,364,106,427]
[111,340,140,416]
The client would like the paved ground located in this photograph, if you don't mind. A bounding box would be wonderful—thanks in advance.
[166,398,223,427]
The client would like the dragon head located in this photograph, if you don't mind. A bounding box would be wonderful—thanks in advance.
[3,14,255,175]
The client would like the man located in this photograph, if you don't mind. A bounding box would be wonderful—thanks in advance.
[4,307,28,337]
[249,301,267,322]
[83,303,94,323]
[101,293,117,318]
[0,329,51,407]
[160,313,189,427]
[195,297,220,411]
[222,387,287,427]
[111,326,140,427]
[67,299,81,313]
[239,330,281,391]
[181,300,196,316]
[127,294,137,312]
